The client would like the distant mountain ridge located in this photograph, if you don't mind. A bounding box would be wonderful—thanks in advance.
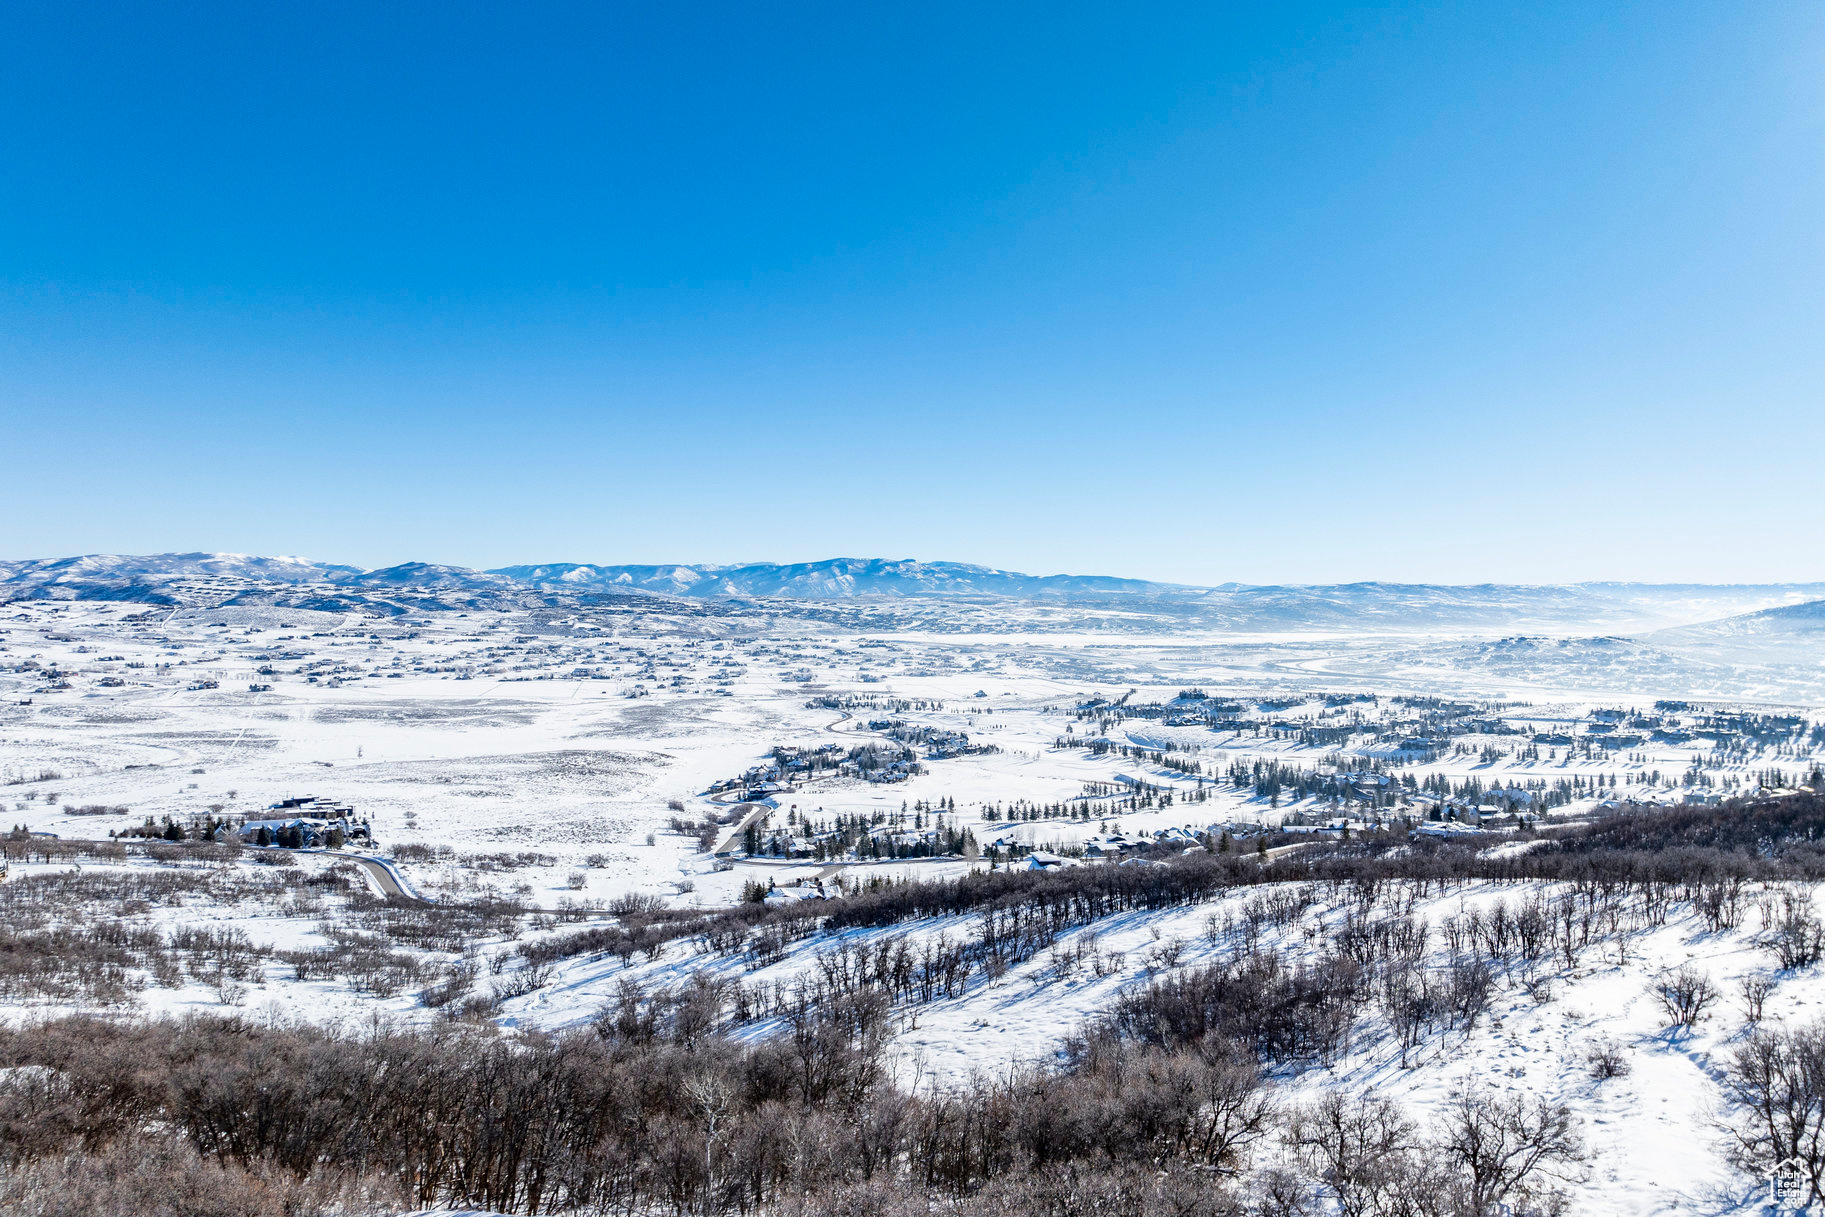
[0,552,361,587]
[0,553,1177,602]
[2,552,1822,634]
[490,557,1173,599]
[1654,597,1825,639]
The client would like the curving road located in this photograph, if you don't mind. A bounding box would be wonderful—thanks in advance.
[341,852,627,918]
[346,854,414,899]
[713,802,774,855]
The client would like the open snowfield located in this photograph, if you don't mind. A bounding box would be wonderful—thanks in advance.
[5,594,1820,887]
[4,587,1824,1214]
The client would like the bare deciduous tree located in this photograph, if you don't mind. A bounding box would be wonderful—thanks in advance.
[1437,1087,1583,1216]
[683,1072,732,1216]
[1723,1019,1825,1209]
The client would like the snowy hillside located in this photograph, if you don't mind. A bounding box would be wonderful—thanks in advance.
[7,801,1825,1215]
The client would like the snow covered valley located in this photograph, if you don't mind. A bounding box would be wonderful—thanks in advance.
[3,573,1825,1215]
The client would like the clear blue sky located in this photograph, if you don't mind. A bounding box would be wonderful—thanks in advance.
[3,2,1821,584]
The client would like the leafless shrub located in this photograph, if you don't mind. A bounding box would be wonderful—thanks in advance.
[0,1136,406,1216]
[348,894,524,953]
[1764,892,1825,970]
[1585,1036,1631,1079]
[608,892,667,917]
[388,842,454,864]
[419,959,477,1009]
[1652,964,1718,1027]
[491,959,553,1001]
[278,927,424,997]
[1446,956,1495,1031]
[1147,936,1185,971]
[4,769,62,785]
[1740,973,1775,1024]
[1381,958,1439,1065]
[447,991,501,1020]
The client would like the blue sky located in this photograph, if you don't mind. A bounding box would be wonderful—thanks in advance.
[3,2,1821,584]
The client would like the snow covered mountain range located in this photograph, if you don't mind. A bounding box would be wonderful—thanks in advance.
[491,557,1167,599]
[2,551,1822,637]
[0,552,1162,600]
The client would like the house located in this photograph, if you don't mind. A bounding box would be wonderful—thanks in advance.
[237,817,357,847]
[1413,822,1487,838]
[1085,831,1148,858]
[269,795,357,818]
[763,884,828,908]
[243,796,370,847]
[1280,822,1342,837]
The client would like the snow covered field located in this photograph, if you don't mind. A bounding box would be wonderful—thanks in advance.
[4,585,1824,1214]
[5,594,1819,890]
